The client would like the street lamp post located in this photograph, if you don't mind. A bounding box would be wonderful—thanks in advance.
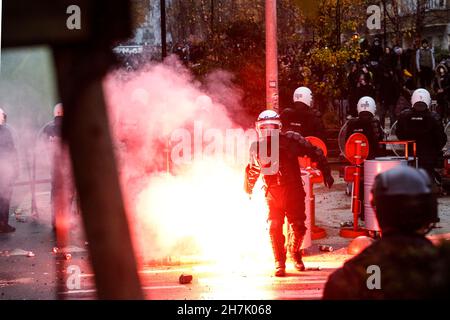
[265,0,279,111]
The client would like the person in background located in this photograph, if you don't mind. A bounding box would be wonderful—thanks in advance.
[0,108,19,233]
[280,86,327,144]
[343,97,385,221]
[368,37,383,66]
[396,89,447,190]
[349,73,376,118]
[434,64,450,123]
[345,97,384,161]
[43,103,63,141]
[379,64,401,128]
[416,39,436,89]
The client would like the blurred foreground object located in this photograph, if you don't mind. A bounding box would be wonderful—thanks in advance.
[3,0,143,299]
[324,167,446,299]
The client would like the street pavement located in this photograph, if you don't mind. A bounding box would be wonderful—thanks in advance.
[0,174,354,300]
[1,172,449,300]
[0,216,344,300]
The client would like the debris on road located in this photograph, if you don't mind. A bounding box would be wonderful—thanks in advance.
[179,274,193,284]
[0,249,36,257]
[51,246,87,254]
[0,251,10,257]
[306,267,322,271]
[10,249,33,256]
[319,245,334,252]
[340,221,353,228]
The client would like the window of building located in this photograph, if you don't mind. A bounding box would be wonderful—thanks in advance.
[399,0,446,14]
[426,0,446,10]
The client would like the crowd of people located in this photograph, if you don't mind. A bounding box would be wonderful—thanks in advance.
[347,38,450,128]
[278,37,450,130]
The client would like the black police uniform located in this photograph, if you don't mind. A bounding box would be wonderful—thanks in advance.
[0,124,18,232]
[343,112,385,220]
[280,102,328,144]
[345,112,384,160]
[396,107,447,180]
[244,131,333,271]
[43,116,62,139]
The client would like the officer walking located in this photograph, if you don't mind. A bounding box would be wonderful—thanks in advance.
[0,108,18,233]
[245,110,334,277]
[280,87,327,144]
[323,166,442,299]
[396,88,447,186]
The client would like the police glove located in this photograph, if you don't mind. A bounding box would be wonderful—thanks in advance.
[324,174,334,189]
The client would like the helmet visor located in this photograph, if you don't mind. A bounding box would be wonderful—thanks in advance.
[259,123,281,130]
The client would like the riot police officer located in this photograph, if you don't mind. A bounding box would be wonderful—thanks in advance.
[343,97,385,220]
[0,108,18,233]
[396,88,447,185]
[345,96,385,160]
[245,110,334,277]
[323,166,442,299]
[43,103,63,140]
[280,87,327,143]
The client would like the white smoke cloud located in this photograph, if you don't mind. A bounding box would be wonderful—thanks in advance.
[103,56,269,265]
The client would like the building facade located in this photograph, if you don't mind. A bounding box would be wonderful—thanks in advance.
[369,0,450,51]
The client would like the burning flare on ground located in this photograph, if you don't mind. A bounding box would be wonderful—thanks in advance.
[136,160,272,268]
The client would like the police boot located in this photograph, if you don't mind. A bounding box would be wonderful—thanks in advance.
[274,261,286,277]
[270,234,286,277]
[292,251,305,272]
[269,219,286,277]
[288,225,305,272]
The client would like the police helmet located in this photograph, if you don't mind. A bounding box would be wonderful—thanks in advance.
[357,96,376,116]
[371,166,438,233]
[293,87,313,107]
[53,103,64,117]
[411,88,431,110]
[256,110,282,136]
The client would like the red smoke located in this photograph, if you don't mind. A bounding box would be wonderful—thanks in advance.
[103,56,271,268]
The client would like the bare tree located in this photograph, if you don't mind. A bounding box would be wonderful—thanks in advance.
[382,0,447,46]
